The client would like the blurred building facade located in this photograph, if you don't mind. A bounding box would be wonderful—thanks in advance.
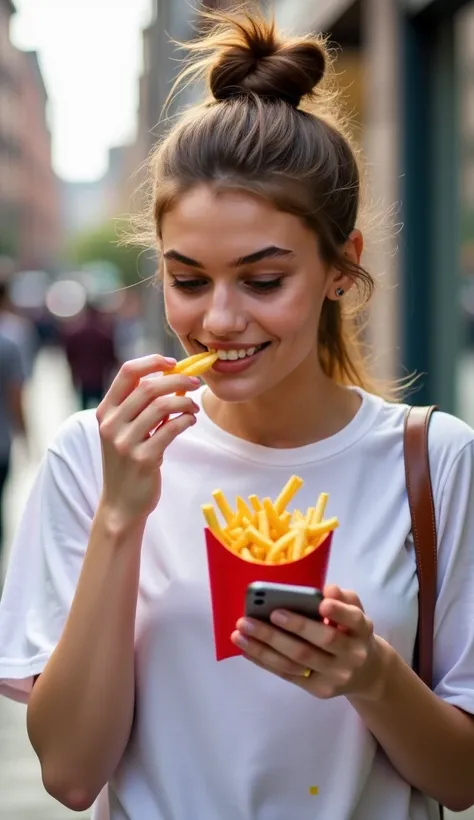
[460,7,474,277]
[0,1,60,274]
[0,0,22,259]
[17,50,60,271]
[60,144,135,238]
[273,0,472,413]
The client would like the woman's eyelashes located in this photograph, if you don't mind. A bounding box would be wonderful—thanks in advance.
[169,276,284,294]
[169,277,206,292]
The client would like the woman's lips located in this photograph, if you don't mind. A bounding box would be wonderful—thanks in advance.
[210,344,269,374]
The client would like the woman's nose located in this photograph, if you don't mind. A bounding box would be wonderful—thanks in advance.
[202,297,247,336]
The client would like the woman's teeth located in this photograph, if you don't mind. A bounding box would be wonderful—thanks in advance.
[208,346,262,361]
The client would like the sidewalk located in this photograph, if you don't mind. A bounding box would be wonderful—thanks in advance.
[1,347,474,819]
[0,348,89,820]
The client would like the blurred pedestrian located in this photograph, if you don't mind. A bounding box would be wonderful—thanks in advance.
[0,331,26,566]
[0,280,39,380]
[61,300,118,409]
[113,291,146,363]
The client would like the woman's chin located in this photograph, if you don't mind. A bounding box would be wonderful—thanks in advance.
[202,373,269,404]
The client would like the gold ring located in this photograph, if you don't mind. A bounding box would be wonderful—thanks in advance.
[302,668,312,679]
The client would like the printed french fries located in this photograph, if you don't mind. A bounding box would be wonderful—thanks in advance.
[166,351,218,396]
[202,475,338,565]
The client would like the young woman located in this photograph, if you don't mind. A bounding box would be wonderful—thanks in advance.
[1,9,473,820]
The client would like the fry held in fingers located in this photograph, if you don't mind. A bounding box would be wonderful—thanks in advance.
[167,351,218,395]
[202,475,339,565]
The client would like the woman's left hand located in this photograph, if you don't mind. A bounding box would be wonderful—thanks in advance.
[231,584,384,701]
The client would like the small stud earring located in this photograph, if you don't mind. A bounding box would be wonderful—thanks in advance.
[335,287,344,297]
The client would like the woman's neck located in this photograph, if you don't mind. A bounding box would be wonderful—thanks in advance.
[203,362,362,449]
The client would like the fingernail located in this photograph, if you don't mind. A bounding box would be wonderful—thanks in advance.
[164,356,177,363]
[188,377,201,385]
[271,610,289,626]
[239,618,256,634]
[192,402,200,411]
[232,633,249,649]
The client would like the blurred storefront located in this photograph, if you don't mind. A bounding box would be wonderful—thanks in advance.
[274,0,473,416]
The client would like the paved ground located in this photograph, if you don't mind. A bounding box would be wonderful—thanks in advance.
[0,346,474,819]
[0,349,89,820]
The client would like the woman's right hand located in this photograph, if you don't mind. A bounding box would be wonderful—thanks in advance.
[96,354,201,526]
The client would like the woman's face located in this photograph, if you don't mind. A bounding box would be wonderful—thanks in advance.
[162,184,352,403]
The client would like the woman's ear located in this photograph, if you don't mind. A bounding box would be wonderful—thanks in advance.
[325,230,364,301]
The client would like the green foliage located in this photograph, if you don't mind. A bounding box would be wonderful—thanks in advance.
[70,220,147,287]
[461,209,474,243]
[0,230,17,258]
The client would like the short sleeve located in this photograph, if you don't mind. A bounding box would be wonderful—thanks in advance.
[0,411,101,703]
[432,437,474,713]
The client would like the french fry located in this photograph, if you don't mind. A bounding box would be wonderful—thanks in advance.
[201,504,230,548]
[202,476,339,565]
[248,494,262,512]
[245,525,274,552]
[257,509,270,539]
[262,497,284,534]
[212,489,235,526]
[290,526,306,562]
[267,529,297,563]
[236,496,253,523]
[180,352,218,377]
[233,532,249,551]
[274,475,304,514]
[312,492,329,525]
[170,352,212,374]
[307,517,339,539]
[167,351,218,396]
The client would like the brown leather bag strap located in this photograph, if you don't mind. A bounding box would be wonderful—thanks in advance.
[403,405,438,689]
[403,404,444,817]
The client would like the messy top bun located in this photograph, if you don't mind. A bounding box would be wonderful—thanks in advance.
[176,7,330,111]
[138,6,390,398]
[207,14,326,108]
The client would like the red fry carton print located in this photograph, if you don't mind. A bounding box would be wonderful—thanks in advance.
[202,476,337,661]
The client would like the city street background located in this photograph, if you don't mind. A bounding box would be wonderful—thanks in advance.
[2,0,474,817]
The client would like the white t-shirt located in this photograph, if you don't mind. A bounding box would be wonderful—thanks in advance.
[1,387,474,820]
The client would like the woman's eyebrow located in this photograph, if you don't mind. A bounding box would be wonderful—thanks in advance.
[163,246,295,269]
[232,246,295,267]
[163,250,203,268]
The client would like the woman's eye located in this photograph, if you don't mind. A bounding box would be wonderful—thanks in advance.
[169,276,283,293]
[247,278,283,292]
[170,278,207,292]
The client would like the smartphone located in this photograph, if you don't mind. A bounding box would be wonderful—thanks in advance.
[245,582,323,624]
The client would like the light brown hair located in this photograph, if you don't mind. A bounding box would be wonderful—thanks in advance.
[135,5,395,398]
